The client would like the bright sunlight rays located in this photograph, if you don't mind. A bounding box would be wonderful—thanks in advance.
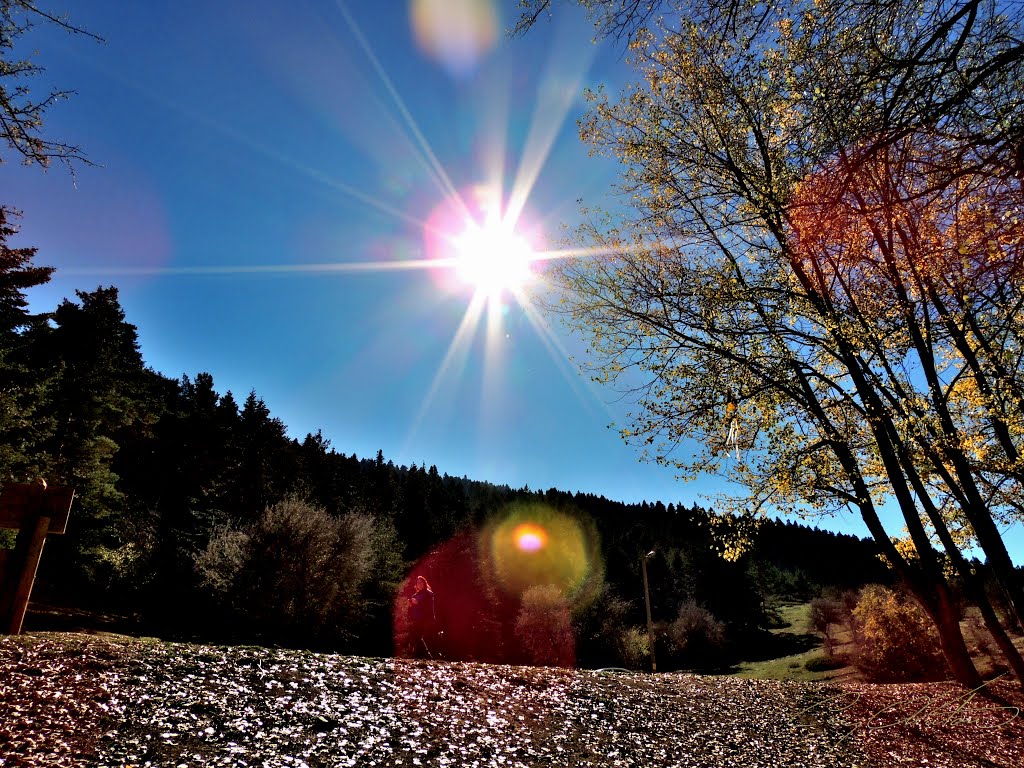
[64,2,617,455]
[452,218,535,299]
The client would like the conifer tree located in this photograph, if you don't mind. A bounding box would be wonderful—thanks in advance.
[29,287,155,595]
[0,206,53,480]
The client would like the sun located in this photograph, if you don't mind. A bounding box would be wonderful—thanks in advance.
[452,219,534,298]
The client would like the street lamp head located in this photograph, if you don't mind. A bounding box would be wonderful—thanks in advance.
[645,550,656,559]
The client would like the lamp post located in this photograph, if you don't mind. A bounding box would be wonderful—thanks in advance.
[642,549,657,673]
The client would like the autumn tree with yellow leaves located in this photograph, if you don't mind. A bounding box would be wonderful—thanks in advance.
[788,130,1024,681]
[522,0,1024,687]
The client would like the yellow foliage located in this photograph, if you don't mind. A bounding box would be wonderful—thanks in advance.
[553,0,1024,590]
[851,585,946,681]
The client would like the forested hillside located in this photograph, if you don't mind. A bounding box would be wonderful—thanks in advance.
[2,234,887,667]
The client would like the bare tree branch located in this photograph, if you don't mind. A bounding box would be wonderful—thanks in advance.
[0,0,103,170]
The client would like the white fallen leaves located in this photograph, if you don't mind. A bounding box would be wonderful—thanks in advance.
[18,633,1020,767]
[0,633,870,767]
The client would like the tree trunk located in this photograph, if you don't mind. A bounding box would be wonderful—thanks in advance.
[852,488,983,689]
[905,466,1024,688]
[972,578,1024,687]
[924,583,983,690]
[793,362,985,689]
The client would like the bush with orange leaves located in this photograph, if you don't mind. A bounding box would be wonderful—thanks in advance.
[850,584,949,682]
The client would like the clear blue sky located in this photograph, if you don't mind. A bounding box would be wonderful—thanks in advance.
[6,0,1022,562]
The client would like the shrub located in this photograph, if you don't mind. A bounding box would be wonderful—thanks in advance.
[196,496,375,646]
[616,626,651,670]
[572,586,632,668]
[667,600,726,668]
[839,588,861,642]
[804,654,845,672]
[808,596,843,655]
[962,613,996,667]
[514,584,575,667]
[194,526,248,597]
[850,584,947,682]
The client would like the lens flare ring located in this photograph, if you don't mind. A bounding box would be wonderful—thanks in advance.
[485,504,596,600]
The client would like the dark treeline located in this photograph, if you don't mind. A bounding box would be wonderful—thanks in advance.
[2,261,888,667]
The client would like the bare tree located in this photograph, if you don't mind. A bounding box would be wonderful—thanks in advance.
[0,0,101,170]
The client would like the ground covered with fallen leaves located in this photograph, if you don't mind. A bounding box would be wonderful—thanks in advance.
[0,633,1021,767]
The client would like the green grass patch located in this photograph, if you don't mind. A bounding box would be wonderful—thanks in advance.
[725,601,854,682]
[774,601,813,632]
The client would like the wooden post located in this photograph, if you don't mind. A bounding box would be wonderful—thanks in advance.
[0,482,75,636]
[4,513,51,635]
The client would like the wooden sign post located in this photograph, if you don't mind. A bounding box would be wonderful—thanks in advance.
[0,482,75,635]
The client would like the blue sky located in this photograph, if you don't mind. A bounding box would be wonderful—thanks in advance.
[5,0,1022,562]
